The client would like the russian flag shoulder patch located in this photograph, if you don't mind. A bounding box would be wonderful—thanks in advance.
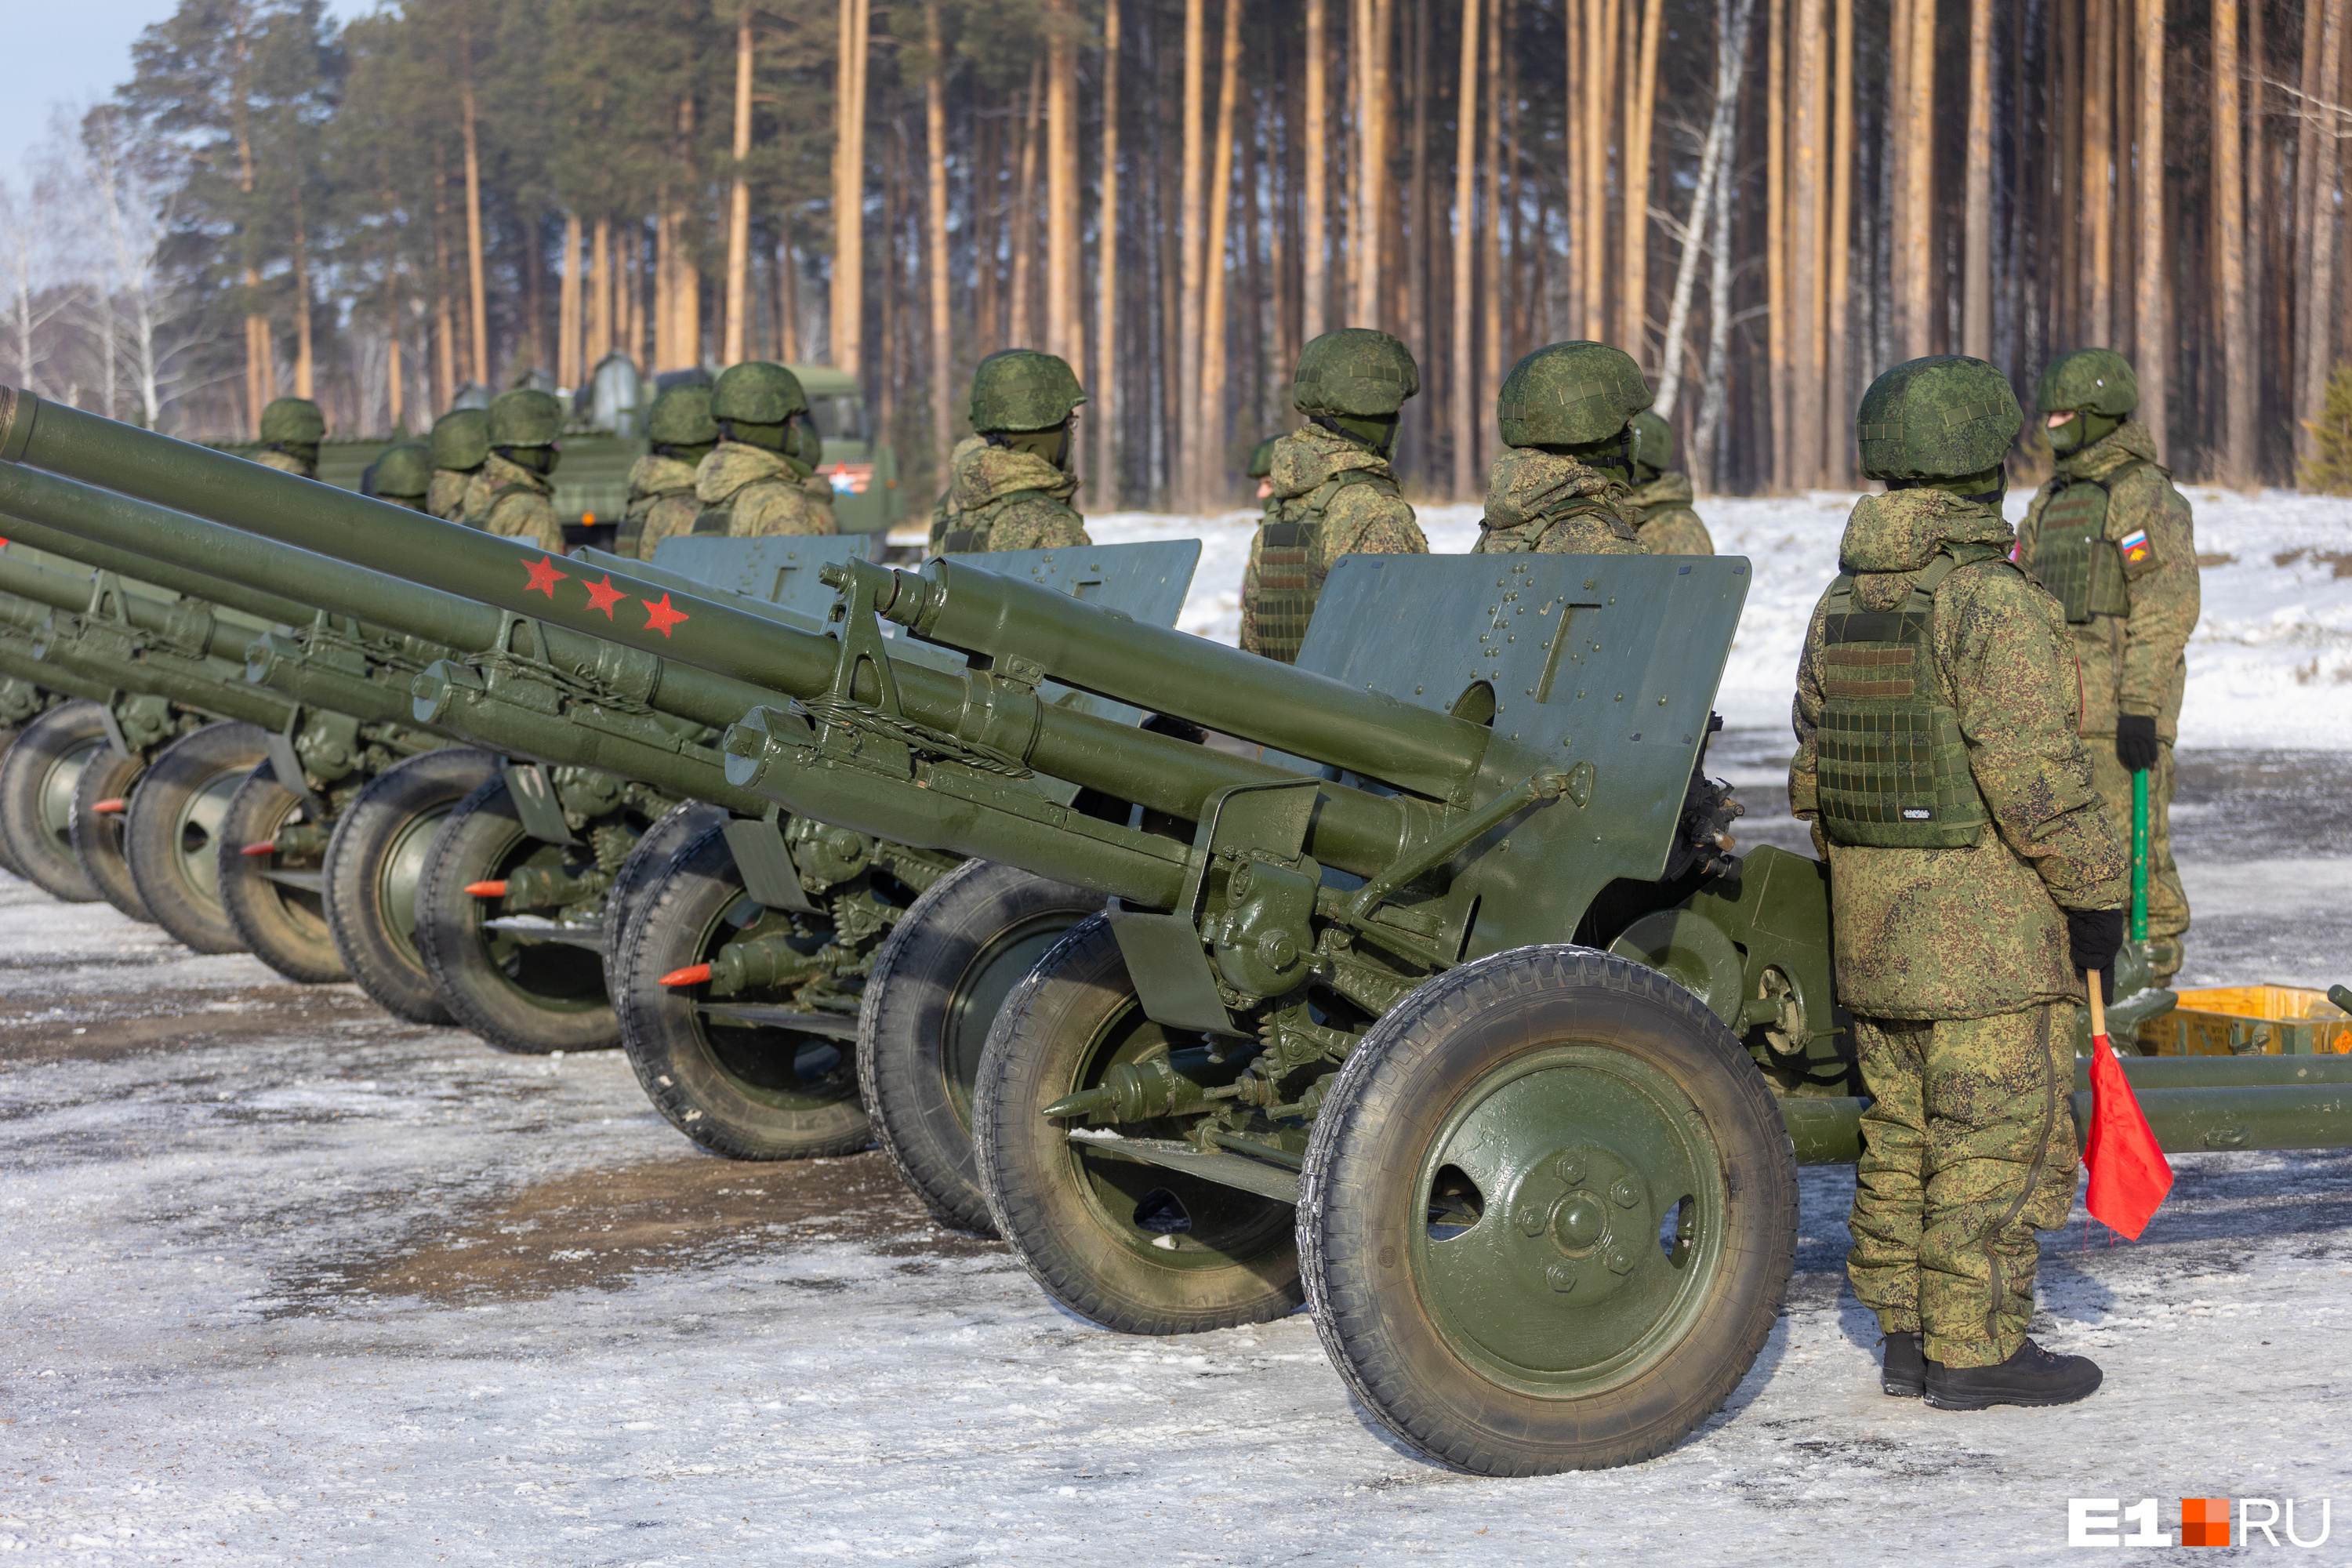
[2118,527,2152,565]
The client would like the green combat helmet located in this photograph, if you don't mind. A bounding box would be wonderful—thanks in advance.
[1495,341,1651,448]
[1293,328,1419,420]
[257,396,325,477]
[1246,436,1280,480]
[430,407,491,472]
[362,441,433,510]
[487,387,564,451]
[2036,347,2138,454]
[1856,354,2021,484]
[645,383,720,457]
[970,349,1087,434]
[1629,408,1677,480]
[712,361,821,465]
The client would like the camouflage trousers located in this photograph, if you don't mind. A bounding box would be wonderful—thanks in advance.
[1847,1003,2079,1369]
[2089,739,2187,982]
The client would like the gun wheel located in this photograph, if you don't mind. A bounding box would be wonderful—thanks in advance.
[0,723,31,880]
[973,914,1304,1335]
[216,759,347,984]
[68,736,154,924]
[416,775,626,1054]
[0,701,113,902]
[323,749,500,1025]
[124,722,269,953]
[861,859,1105,1234]
[1298,946,1796,1477]
[600,800,727,997]
[616,821,868,1159]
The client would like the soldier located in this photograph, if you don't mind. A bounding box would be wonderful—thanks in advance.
[1626,408,1715,556]
[475,388,568,555]
[426,408,491,523]
[1790,354,2128,1411]
[2016,349,2198,985]
[930,350,1092,554]
[618,383,720,558]
[361,441,433,514]
[1240,328,1428,662]
[1475,342,1648,555]
[694,361,839,538]
[1246,436,1279,501]
[255,397,325,479]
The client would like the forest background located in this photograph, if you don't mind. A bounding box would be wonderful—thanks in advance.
[0,0,2337,510]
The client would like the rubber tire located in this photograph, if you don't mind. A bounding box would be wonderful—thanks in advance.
[323,748,500,1025]
[973,914,1305,1335]
[416,775,621,1054]
[69,742,155,924]
[123,722,269,953]
[600,800,726,996]
[0,701,111,902]
[0,725,29,879]
[616,822,869,1159]
[1298,946,1798,1476]
[216,758,347,983]
[860,859,1105,1234]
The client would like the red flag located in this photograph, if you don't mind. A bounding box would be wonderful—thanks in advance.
[2084,1033,2173,1240]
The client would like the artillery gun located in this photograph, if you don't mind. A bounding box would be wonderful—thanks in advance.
[7,388,2348,1476]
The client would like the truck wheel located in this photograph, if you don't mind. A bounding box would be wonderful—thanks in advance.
[600,800,727,997]
[323,748,499,1025]
[973,914,1303,1335]
[862,859,1104,1234]
[617,822,868,1159]
[415,775,621,1054]
[1298,946,1797,1476]
[216,759,347,983]
[0,701,111,902]
[123,723,269,953]
[0,725,30,879]
[69,742,154,924]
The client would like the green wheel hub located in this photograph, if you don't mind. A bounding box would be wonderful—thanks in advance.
[376,804,454,967]
[1415,1044,1723,1396]
[39,737,104,856]
[170,765,249,906]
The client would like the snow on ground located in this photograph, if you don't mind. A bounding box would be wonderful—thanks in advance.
[1072,487,2352,750]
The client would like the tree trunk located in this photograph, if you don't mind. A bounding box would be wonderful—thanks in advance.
[2303,0,2345,461]
[1407,0,1430,463]
[779,238,800,361]
[1693,116,1737,488]
[1011,59,1044,347]
[1481,0,1504,438]
[433,166,456,412]
[1961,0,1991,358]
[2243,0,2266,479]
[1766,0,1787,489]
[833,0,869,376]
[1304,0,1329,343]
[1621,0,1663,366]
[460,73,490,387]
[1903,0,1934,360]
[925,3,955,470]
[1657,0,1751,420]
[2085,0,2113,346]
[560,212,583,387]
[1047,0,1080,370]
[725,13,754,365]
[590,216,612,368]
[1353,0,1388,328]
[2133,0,2165,456]
[1097,0,1122,504]
[1581,0,1607,339]
[1824,0,1852,478]
[1199,0,1243,490]
[1178,0,1206,497]
[1565,0,1583,336]
[385,260,405,434]
[1793,0,1826,488]
[1453,0,1481,496]
[291,186,314,401]
[2215,0,2250,485]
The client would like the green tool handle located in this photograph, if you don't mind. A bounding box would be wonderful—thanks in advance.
[2129,768,2149,943]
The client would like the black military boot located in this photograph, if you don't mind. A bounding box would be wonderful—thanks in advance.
[1880,1331,1925,1397]
[1923,1338,2102,1410]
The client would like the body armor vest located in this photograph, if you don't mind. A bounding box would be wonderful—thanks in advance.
[615,485,695,557]
[938,488,1062,554]
[1813,546,2008,850]
[2030,460,2147,622]
[1248,468,1399,663]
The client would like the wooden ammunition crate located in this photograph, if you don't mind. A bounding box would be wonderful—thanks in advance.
[2138,985,2352,1057]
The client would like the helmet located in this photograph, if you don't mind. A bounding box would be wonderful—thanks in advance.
[969,349,1087,432]
[2034,348,2140,416]
[1629,408,1677,474]
[1293,328,1420,418]
[711,361,811,425]
[1246,436,1280,479]
[487,387,564,448]
[1495,342,1653,447]
[430,408,490,470]
[645,383,719,447]
[367,441,432,500]
[260,397,325,445]
[1855,355,2023,481]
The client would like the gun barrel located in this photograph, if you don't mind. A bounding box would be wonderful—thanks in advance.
[3,510,318,629]
[0,545,256,668]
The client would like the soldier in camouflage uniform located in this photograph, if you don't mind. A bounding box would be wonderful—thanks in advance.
[1475,342,1648,555]
[1247,435,1279,500]
[618,383,720,558]
[426,408,491,522]
[2016,350,2198,985]
[255,397,325,479]
[361,441,433,514]
[1625,408,1714,556]
[1790,355,2127,1412]
[1240,329,1428,662]
[474,388,568,555]
[694,361,839,538]
[929,350,1092,554]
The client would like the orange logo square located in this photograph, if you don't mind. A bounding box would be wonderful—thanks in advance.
[2181,1497,2231,1548]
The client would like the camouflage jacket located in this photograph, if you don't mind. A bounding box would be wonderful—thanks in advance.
[695,441,839,539]
[928,437,1090,554]
[1474,448,1644,554]
[1240,422,1427,658]
[474,452,566,556]
[619,452,704,559]
[426,468,480,523]
[255,449,316,481]
[1626,470,1715,557]
[2016,419,2199,742]
[1789,488,2128,1020]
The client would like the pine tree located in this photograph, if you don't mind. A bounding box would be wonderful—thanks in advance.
[2296,361,2352,495]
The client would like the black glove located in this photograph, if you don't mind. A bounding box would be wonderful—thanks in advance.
[2067,906,2126,1002]
[2114,713,2160,773]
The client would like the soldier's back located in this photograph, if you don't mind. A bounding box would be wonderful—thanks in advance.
[695,441,838,539]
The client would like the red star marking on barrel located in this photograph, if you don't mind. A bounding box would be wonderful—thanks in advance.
[640,593,690,637]
[523,555,568,597]
[581,575,626,619]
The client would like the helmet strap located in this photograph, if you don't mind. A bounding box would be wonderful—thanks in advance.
[495,445,557,475]
[1310,412,1397,456]
[723,418,789,453]
[1887,463,2005,503]
[986,423,1073,469]
[653,441,717,465]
